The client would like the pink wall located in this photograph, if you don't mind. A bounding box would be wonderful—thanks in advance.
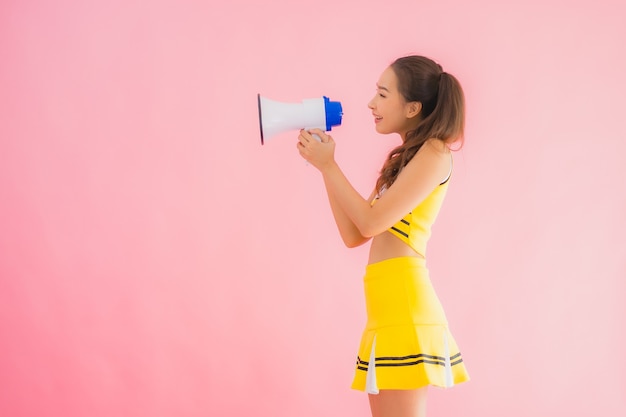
[1,1,625,416]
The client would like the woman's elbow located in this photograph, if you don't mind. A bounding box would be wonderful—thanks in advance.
[343,235,370,248]
[358,223,382,240]
[344,240,362,249]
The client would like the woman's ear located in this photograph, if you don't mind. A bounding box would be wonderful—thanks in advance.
[405,101,422,119]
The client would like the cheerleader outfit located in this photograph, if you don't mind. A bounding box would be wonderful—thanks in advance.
[351,171,470,394]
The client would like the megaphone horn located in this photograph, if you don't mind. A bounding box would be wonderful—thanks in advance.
[257,94,343,145]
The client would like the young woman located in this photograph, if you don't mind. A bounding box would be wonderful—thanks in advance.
[296,55,470,417]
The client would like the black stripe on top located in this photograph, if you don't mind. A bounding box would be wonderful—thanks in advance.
[390,226,409,238]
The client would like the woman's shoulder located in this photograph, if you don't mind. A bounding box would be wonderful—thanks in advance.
[402,139,452,183]
[422,138,451,154]
[407,138,450,166]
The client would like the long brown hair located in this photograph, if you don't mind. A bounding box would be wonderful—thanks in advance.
[375,56,465,194]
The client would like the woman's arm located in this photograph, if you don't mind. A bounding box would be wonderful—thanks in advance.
[298,129,450,238]
[323,184,375,248]
[297,129,372,247]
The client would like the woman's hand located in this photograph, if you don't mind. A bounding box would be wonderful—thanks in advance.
[296,128,336,171]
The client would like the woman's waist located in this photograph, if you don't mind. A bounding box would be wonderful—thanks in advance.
[365,256,428,277]
[368,231,425,265]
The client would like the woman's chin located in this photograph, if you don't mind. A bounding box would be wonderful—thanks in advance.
[375,125,393,135]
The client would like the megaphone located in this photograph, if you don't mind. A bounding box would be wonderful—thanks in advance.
[257,94,343,145]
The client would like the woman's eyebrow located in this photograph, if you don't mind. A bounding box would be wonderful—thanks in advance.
[376,84,390,92]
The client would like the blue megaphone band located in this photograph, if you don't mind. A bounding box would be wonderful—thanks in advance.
[324,96,343,131]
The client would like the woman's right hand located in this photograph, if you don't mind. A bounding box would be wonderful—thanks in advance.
[296,128,336,172]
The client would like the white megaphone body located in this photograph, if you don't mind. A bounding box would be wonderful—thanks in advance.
[257,94,343,144]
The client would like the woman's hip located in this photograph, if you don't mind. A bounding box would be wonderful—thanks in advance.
[363,257,448,329]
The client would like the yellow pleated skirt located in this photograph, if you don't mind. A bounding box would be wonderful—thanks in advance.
[351,257,470,393]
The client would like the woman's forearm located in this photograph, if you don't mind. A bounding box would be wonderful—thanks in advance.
[321,161,375,238]
[322,173,370,248]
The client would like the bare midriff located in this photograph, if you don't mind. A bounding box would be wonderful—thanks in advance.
[367,230,424,265]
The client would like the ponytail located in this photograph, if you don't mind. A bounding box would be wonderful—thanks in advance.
[431,72,465,147]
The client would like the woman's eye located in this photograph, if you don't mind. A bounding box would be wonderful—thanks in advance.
[379,93,386,98]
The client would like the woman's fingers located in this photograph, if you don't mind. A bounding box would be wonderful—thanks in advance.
[308,128,329,142]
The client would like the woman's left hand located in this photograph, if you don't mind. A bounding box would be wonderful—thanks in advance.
[296,128,336,171]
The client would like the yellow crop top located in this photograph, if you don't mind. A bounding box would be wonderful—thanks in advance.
[372,177,450,257]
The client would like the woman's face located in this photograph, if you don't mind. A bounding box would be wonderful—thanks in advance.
[368,66,420,138]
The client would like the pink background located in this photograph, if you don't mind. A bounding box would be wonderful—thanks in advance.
[1,1,625,416]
